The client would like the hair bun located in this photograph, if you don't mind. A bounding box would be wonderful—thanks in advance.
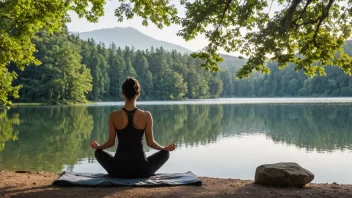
[122,77,140,100]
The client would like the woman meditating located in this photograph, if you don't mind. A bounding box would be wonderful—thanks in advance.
[90,77,176,178]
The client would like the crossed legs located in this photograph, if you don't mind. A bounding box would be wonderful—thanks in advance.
[94,150,170,176]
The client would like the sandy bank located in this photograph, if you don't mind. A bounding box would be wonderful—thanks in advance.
[1,171,351,198]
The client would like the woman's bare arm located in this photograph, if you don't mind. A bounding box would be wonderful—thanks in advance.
[144,111,166,150]
[95,112,116,150]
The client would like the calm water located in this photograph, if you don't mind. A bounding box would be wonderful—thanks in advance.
[1,98,352,184]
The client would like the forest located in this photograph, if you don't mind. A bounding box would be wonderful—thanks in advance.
[8,29,352,104]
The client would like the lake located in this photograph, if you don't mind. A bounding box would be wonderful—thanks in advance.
[1,98,352,184]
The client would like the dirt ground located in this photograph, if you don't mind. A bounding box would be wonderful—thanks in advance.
[1,171,352,198]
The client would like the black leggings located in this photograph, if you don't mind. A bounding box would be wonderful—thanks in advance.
[94,149,169,177]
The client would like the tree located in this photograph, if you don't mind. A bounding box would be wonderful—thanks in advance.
[124,57,137,78]
[115,0,352,77]
[87,52,109,101]
[107,43,126,99]
[3,0,352,106]
[186,69,210,99]
[134,54,153,99]
[15,31,92,103]
[9,31,92,103]
[220,70,233,97]
[164,71,188,99]
[1,0,105,107]
[208,77,223,98]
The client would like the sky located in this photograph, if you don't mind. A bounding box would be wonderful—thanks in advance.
[66,1,284,56]
[67,1,209,53]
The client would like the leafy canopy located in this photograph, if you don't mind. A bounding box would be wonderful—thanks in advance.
[115,0,352,77]
[0,0,105,107]
[1,0,352,106]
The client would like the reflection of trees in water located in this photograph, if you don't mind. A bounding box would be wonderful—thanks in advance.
[0,106,93,172]
[256,104,352,152]
[86,105,225,149]
[148,103,352,152]
[0,110,20,151]
[219,104,352,152]
[220,104,267,135]
[144,105,225,147]
[1,104,352,172]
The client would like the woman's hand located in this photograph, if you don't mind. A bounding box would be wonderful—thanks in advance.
[90,140,100,150]
[164,143,176,151]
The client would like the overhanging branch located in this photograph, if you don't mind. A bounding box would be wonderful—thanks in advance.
[313,0,335,47]
[213,0,232,40]
[292,0,313,24]
[281,0,302,33]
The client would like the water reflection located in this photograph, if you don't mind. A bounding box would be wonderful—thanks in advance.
[256,104,352,152]
[0,106,93,172]
[0,110,20,151]
[0,103,352,173]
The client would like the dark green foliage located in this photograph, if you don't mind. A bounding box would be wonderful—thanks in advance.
[226,63,352,97]
[12,30,228,102]
[0,0,105,107]
[3,0,352,107]
[9,30,352,103]
[114,0,352,79]
[14,31,92,103]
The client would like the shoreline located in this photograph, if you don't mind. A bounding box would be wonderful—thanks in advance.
[12,101,94,106]
[10,97,352,107]
[1,171,352,198]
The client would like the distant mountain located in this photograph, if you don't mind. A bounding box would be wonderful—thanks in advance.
[76,27,249,70]
[77,27,192,54]
[344,40,352,56]
[76,28,352,72]
[219,54,247,71]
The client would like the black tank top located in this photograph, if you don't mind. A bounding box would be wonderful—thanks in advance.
[116,108,145,152]
[112,108,149,178]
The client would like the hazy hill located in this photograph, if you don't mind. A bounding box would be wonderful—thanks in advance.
[219,54,247,71]
[344,40,352,56]
[77,27,352,72]
[77,27,192,54]
[76,27,252,70]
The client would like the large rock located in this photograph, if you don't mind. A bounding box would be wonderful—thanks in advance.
[254,162,314,187]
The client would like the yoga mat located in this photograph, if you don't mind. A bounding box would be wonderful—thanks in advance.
[53,171,202,187]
